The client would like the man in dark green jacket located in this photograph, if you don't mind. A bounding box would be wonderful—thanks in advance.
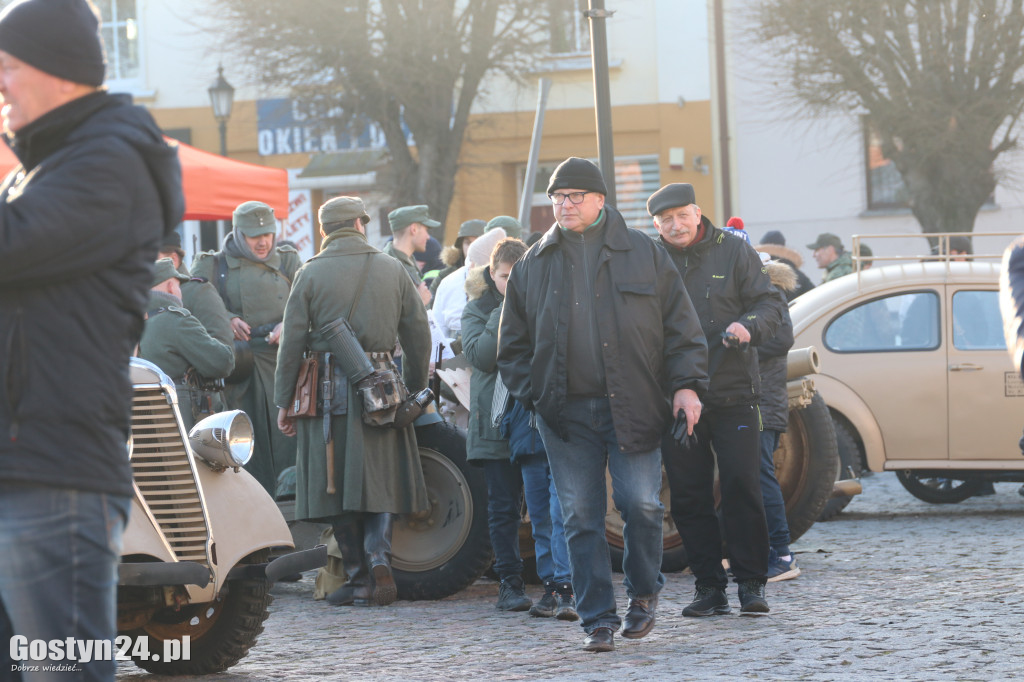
[276,196,431,608]
[498,158,708,652]
[650,182,783,618]
[808,232,854,283]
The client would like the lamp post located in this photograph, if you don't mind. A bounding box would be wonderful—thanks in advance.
[207,65,235,157]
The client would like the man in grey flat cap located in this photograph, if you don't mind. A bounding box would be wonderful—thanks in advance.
[276,196,430,608]
[0,0,184,677]
[648,182,783,620]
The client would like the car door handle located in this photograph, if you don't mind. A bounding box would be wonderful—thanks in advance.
[949,363,983,372]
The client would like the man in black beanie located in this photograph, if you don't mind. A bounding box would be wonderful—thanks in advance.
[498,157,708,652]
[0,1,184,679]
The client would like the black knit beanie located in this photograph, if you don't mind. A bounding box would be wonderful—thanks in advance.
[547,157,608,195]
[0,0,106,86]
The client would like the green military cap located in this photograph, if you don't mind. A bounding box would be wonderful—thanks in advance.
[485,215,523,240]
[153,258,189,287]
[233,201,277,237]
[319,196,370,231]
[806,232,843,251]
[388,205,440,233]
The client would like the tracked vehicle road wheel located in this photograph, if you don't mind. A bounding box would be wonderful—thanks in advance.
[392,421,492,600]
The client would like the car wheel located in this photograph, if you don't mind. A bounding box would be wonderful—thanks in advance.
[895,470,986,504]
[124,552,272,675]
[776,392,841,540]
[818,413,863,521]
[391,420,493,600]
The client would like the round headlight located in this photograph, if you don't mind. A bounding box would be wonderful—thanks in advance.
[188,410,254,470]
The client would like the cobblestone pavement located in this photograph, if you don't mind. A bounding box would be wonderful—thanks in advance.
[117,472,1024,681]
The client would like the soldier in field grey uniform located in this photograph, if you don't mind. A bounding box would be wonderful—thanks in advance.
[276,196,431,608]
[192,201,302,496]
[139,258,235,430]
[158,230,234,348]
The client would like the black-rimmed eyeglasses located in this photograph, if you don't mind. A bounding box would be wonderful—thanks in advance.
[548,191,593,206]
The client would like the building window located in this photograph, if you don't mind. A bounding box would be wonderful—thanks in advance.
[863,120,909,211]
[95,0,140,82]
[520,156,661,234]
[548,0,590,54]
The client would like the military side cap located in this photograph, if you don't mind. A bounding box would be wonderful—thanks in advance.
[153,258,189,287]
[233,201,277,237]
[807,232,843,250]
[486,215,523,240]
[647,183,696,216]
[457,219,487,240]
[388,205,440,233]
[319,196,370,228]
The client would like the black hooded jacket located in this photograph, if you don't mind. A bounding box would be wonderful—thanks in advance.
[658,218,783,407]
[0,91,184,497]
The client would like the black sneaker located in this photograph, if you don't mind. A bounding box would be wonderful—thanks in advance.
[682,585,731,617]
[738,579,770,616]
[529,582,558,618]
[496,576,532,612]
[554,582,578,621]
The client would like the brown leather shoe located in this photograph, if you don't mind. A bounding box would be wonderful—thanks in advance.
[583,627,615,652]
[621,595,658,639]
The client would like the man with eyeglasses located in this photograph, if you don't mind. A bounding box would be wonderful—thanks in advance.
[498,157,708,652]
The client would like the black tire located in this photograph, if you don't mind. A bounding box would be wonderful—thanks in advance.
[777,392,841,541]
[126,555,272,674]
[896,470,985,504]
[818,413,863,521]
[391,420,492,600]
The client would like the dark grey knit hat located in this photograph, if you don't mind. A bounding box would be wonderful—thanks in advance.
[0,0,106,86]
[547,157,608,196]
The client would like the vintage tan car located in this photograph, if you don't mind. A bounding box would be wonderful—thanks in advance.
[118,358,326,675]
[790,233,1023,504]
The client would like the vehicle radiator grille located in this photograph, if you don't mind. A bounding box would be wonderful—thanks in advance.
[130,387,211,564]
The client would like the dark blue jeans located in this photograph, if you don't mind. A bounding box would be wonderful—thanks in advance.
[0,483,130,682]
[759,429,792,556]
[538,397,665,633]
[519,453,571,585]
[481,459,524,581]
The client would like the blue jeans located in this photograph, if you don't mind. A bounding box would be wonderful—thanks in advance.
[481,460,524,580]
[519,453,571,585]
[538,397,665,633]
[759,429,792,556]
[0,483,130,682]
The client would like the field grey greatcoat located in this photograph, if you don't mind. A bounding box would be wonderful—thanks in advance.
[192,243,302,496]
[274,228,431,520]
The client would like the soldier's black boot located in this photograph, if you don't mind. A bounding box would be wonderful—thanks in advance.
[364,512,397,606]
[326,514,371,606]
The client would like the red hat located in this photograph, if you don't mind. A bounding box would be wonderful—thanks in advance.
[726,217,745,230]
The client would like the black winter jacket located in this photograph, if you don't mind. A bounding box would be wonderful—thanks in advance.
[498,206,708,453]
[0,92,184,497]
[658,220,783,408]
[756,261,797,432]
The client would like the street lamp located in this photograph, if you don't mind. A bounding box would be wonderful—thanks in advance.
[208,65,235,157]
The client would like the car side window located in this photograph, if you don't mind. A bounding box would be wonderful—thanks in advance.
[952,290,1005,351]
[825,291,939,352]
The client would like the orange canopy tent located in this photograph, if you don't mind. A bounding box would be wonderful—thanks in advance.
[0,138,289,220]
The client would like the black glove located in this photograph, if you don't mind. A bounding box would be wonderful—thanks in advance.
[721,331,749,352]
[671,409,699,450]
